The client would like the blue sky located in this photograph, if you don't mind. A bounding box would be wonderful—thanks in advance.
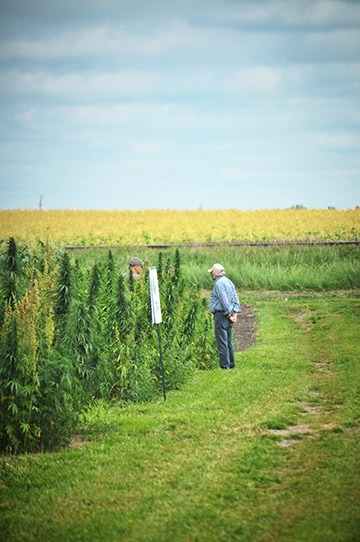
[0,0,359,210]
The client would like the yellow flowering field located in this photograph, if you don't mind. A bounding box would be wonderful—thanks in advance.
[0,208,359,246]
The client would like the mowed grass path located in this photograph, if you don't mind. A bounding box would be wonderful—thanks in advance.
[1,295,359,542]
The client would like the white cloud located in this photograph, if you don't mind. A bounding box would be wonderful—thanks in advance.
[306,0,360,27]
[0,21,211,61]
[302,28,360,61]
[309,130,360,149]
[0,0,359,211]
[0,68,165,98]
[15,107,39,123]
[222,66,284,94]
[0,63,310,101]
[213,0,360,28]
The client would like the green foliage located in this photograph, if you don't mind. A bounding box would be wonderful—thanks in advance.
[53,252,72,346]
[0,241,216,453]
[34,351,83,451]
[0,243,69,452]
[179,244,360,291]
[3,240,358,454]
[2,237,19,308]
[54,252,72,319]
[71,244,360,291]
[1,297,359,541]
[88,262,101,311]
[0,243,83,453]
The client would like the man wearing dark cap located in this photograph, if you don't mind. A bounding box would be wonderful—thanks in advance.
[128,257,144,281]
[208,263,241,369]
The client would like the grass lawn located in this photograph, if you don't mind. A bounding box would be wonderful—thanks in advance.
[1,294,359,542]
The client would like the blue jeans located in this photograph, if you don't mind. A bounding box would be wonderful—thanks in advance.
[213,313,235,369]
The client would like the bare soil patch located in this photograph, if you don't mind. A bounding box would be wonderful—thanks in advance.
[233,303,257,352]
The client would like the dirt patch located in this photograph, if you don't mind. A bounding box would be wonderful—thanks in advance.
[268,426,313,438]
[269,426,314,448]
[69,435,90,450]
[233,303,257,352]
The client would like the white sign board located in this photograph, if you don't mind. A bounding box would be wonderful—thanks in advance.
[149,266,162,324]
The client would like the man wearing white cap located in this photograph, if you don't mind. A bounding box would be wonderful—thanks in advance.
[208,263,241,369]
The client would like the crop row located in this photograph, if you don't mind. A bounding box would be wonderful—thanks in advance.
[0,239,216,453]
[1,208,359,246]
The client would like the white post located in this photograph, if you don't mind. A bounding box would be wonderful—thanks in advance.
[149,267,166,401]
[149,267,162,324]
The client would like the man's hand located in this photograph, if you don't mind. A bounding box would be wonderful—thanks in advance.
[229,313,238,324]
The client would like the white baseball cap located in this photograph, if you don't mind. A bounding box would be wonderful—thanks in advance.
[208,263,225,275]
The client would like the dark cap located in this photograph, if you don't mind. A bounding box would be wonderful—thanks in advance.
[129,257,144,267]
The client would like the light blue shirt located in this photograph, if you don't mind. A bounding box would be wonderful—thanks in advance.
[209,275,241,315]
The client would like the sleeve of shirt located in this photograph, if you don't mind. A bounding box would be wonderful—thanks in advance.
[232,284,241,313]
[232,296,241,313]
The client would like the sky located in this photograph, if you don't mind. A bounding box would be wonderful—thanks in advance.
[0,0,359,211]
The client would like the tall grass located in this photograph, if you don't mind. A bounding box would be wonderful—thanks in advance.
[181,245,360,290]
[72,245,360,291]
